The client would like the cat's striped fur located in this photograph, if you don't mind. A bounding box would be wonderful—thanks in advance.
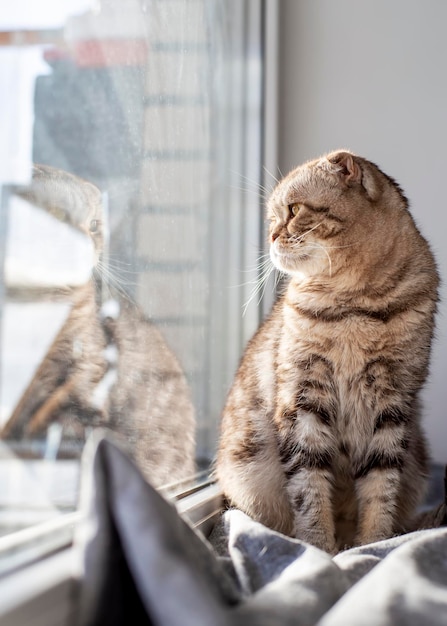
[217,150,439,553]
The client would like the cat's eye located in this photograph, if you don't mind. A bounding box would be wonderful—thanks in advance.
[89,219,99,233]
[289,203,300,216]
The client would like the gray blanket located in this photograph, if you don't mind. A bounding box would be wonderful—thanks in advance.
[74,433,447,625]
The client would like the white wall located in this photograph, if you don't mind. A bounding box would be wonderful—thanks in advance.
[277,0,447,463]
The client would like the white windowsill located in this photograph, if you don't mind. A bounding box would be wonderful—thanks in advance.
[0,482,223,625]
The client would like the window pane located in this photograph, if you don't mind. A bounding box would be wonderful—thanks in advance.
[0,0,263,536]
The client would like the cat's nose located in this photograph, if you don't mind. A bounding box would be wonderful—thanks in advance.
[271,231,280,242]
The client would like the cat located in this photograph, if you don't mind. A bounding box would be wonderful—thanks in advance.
[216,150,439,553]
[1,164,196,488]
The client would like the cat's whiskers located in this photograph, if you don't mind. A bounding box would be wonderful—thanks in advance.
[287,222,324,249]
[262,165,283,186]
[288,233,362,278]
[242,257,277,316]
[231,170,274,202]
[95,258,137,304]
[250,251,272,267]
[274,267,287,291]
[323,243,357,250]
[106,255,137,274]
[230,184,271,203]
[304,242,333,277]
[279,222,334,276]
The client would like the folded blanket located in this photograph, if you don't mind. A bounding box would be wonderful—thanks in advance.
[73,432,447,626]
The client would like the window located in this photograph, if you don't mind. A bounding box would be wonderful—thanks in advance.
[0,0,266,548]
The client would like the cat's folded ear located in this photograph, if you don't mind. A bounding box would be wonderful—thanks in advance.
[326,151,381,201]
[327,151,361,184]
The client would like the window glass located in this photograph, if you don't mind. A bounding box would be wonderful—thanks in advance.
[0,0,263,536]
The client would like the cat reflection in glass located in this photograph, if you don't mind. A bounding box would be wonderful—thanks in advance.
[1,164,196,488]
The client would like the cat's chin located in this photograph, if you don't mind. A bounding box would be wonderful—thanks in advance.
[270,247,311,276]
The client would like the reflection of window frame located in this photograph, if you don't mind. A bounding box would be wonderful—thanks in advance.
[0,186,9,371]
[0,0,279,614]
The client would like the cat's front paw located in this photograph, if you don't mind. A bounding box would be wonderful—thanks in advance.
[317,537,338,555]
[354,530,390,547]
[298,529,337,555]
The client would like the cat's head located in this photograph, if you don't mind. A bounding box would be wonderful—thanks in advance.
[18,164,104,258]
[267,150,409,279]
[5,165,105,290]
